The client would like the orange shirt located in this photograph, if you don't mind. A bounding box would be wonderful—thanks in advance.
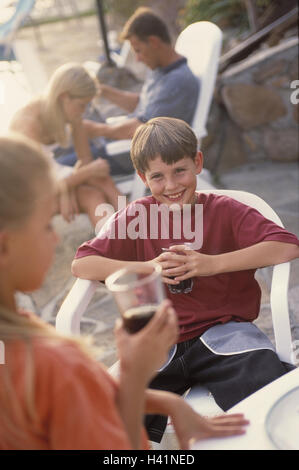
[0,338,148,450]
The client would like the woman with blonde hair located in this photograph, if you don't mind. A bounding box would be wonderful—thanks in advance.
[10,62,122,226]
[0,133,248,450]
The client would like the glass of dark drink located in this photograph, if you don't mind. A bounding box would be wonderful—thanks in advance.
[162,244,193,294]
[106,264,165,334]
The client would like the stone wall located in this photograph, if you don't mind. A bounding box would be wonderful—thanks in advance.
[202,37,299,175]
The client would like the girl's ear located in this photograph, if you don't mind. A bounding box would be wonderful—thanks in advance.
[138,171,149,187]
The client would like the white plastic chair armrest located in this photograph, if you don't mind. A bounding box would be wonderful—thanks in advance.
[105,139,131,155]
[106,115,127,125]
[108,360,120,378]
[270,262,294,364]
[56,278,98,336]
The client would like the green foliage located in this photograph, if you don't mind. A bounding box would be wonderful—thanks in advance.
[182,0,249,29]
[182,0,274,30]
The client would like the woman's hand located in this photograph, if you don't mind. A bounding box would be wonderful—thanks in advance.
[58,183,79,222]
[114,299,178,386]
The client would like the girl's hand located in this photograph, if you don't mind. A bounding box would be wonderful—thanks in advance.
[170,399,249,450]
[114,299,178,385]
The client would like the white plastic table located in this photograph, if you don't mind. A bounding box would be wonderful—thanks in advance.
[191,368,299,450]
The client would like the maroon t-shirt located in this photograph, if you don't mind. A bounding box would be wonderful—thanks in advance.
[75,193,299,343]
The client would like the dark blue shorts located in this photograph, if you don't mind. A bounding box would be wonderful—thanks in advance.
[55,140,134,176]
[145,336,294,443]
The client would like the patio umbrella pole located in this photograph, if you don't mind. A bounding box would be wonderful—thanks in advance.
[95,0,115,66]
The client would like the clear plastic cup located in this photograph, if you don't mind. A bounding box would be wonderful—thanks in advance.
[106,263,165,334]
[162,243,193,294]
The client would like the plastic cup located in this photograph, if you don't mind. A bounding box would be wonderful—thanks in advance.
[162,243,193,294]
[106,263,165,334]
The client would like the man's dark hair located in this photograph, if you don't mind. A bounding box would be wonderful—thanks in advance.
[120,7,171,44]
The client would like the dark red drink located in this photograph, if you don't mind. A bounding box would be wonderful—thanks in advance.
[162,246,194,294]
[122,304,157,334]
[168,277,193,294]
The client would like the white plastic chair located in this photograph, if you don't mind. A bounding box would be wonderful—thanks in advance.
[175,21,223,143]
[182,190,295,427]
[102,21,223,200]
[0,0,35,59]
[56,188,295,368]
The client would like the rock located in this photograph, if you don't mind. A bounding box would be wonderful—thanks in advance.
[221,83,288,130]
[264,128,299,162]
[253,59,287,83]
[289,58,299,81]
[270,75,290,88]
[293,103,299,122]
[215,119,248,173]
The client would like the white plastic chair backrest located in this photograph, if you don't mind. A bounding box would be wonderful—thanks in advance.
[0,0,35,41]
[199,189,294,364]
[55,189,293,364]
[175,22,222,141]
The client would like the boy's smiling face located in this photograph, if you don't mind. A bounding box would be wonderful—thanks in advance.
[138,152,203,208]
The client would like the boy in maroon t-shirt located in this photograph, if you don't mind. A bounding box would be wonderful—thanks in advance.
[73,117,299,443]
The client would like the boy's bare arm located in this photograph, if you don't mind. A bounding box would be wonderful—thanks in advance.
[160,241,299,280]
[213,241,299,275]
[71,255,145,281]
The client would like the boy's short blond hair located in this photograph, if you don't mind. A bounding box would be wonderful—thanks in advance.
[130,117,198,174]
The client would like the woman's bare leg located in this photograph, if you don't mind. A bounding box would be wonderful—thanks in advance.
[76,184,113,228]
[86,175,124,210]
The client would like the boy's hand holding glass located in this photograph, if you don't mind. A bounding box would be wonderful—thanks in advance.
[160,245,217,281]
[161,244,194,294]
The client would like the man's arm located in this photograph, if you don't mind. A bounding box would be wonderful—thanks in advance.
[85,117,142,141]
[99,84,140,113]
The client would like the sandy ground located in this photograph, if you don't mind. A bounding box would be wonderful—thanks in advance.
[18,16,104,79]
